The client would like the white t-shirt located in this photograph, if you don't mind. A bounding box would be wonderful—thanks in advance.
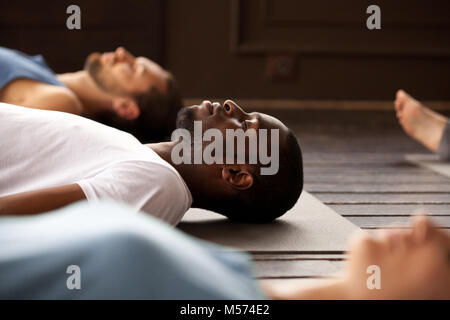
[0,103,192,225]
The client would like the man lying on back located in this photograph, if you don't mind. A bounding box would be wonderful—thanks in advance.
[0,100,303,224]
[0,46,182,142]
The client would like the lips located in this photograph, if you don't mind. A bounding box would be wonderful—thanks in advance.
[101,52,115,65]
[211,103,224,115]
[201,101,224,116]
[201,101,213,115]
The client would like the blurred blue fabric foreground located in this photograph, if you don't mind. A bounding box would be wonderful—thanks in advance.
[0,200,265,299]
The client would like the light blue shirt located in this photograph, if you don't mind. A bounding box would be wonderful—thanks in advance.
[0,46,64,90]
[0,201,265,299]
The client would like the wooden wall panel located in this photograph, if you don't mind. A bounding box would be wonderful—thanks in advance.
[232,0,450,56]
[0,0,164,73]
[2,1,449,101]
[166,0,450,101]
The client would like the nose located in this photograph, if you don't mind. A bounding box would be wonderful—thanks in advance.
[115,47,124,59]
[202,100,212,109]
[115,47,134,63]
[223,100,245,116]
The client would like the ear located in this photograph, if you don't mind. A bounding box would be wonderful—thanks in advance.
[221,165,254,190]
[112,97,140,120]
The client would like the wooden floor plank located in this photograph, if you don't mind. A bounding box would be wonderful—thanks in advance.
[329,204,450,215]
[253,260,345,279]
[347,216,450,228]
[252,253,347,261]
[305,174,450,184]
[302,153,420,162]
[303,162,422,168]
[364,228,450,234]
[406,154,450,179]
[304,167,438,174]
[315,193,450,204]
[259,278,333,290]
[306,184,450,193]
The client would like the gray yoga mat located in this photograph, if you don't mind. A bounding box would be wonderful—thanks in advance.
[405,154,450,179]
[179,191,359,253]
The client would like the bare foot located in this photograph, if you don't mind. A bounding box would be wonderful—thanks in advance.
[394,90,447,152]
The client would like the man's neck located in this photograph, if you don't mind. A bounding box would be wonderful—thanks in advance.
[57,71,112,117]
[147,141,202,206]
[147,141,177,165]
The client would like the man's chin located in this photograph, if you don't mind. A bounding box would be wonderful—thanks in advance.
[175,106,196,132]
[84,52,101,71]
[84,52,109,92]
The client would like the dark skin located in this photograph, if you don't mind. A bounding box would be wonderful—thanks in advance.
[0,100,290,216]
[151,100,291,211]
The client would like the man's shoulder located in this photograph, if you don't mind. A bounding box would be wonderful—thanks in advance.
[131,160,191,202]
[107,159,192,224]
[132,160,185,187]
[23,82,82,114]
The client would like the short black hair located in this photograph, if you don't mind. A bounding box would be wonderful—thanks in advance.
[132,72,183,142]
[211,130,303,223]
[98,72,183,143]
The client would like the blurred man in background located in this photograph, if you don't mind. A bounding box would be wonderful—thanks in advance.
[0,46,183,142]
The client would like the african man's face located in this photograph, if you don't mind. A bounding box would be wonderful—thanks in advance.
[175,100,290,165]
[85,47,168,97]
[345,216,450,299]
